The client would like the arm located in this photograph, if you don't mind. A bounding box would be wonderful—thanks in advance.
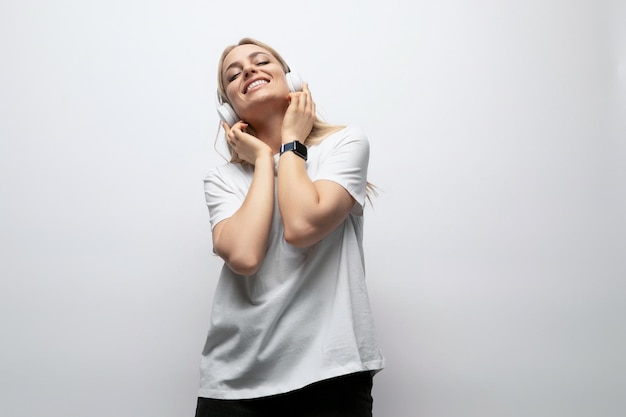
[278,154,355,248]
[277,83,356,248]
[212,122,275,275]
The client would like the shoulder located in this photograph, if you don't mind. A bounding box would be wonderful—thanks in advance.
[204,162,253,184]
[307,125,370,176]
[203,163,255,199]
[316,125,369,151]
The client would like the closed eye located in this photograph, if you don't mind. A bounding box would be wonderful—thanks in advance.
[227,60,270,83]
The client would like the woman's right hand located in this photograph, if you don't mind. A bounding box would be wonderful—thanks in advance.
[224,121,273,165]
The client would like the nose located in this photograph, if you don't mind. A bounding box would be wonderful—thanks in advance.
[242,64,257,79]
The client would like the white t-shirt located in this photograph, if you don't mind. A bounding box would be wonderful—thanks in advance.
[198,126,385,400]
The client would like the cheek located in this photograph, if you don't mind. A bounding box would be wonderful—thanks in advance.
[224,85,242,106]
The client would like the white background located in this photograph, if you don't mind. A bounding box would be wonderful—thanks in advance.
[1,1,625,416]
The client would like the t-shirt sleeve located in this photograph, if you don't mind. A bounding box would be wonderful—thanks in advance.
[203,167,243,231]
[313,127,370,215]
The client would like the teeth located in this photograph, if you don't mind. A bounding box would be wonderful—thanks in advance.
[246,80,268,92]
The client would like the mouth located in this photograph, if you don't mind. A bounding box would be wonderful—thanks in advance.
[244,79,269,94]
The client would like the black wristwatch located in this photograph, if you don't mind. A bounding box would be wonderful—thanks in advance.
[280,141,307,161]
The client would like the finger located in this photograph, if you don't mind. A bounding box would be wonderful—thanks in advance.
[286,94,299,113]
[304,82,313,101]
[232,124,249,142]
[227,126,238,142]
[293,91,307,108]
[302,85,312,101]
[295,91,310,112]
[227,134,236,148]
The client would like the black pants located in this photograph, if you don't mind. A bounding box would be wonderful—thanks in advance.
[195,372,374,417]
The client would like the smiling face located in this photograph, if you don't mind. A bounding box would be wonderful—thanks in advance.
[220,44,291,121]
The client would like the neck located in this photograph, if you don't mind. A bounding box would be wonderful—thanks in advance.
[245,104,289,154]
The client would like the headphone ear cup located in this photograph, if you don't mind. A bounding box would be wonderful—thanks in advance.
[286,71,303,92]
[217,103,238,126]
[215,93,239,126]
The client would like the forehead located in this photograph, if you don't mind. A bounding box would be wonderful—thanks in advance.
[222,44,275,69]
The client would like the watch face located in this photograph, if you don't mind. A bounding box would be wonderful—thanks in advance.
[281,141,307,160]
[294,141,307,157]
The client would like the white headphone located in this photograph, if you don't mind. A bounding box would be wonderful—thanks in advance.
[215,71,304,126]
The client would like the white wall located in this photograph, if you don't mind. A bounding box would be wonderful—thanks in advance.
[1,1,624,416]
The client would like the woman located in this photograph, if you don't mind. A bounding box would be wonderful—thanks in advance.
[196,38,385,417]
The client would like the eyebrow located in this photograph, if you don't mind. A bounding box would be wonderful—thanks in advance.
[224,51,271,73]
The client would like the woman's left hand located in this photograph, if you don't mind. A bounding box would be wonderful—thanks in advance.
[281,82,316,143]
